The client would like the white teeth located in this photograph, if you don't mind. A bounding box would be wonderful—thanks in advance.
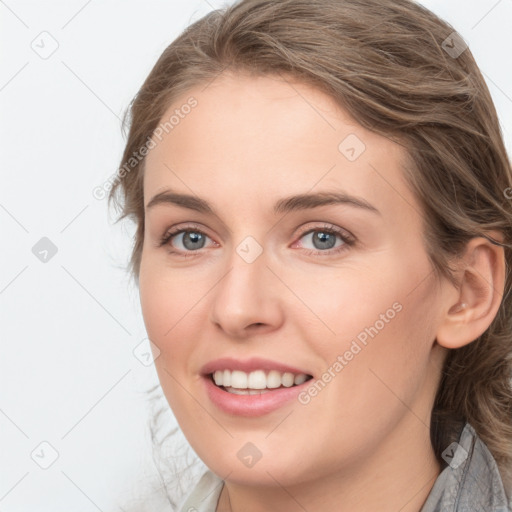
[211,369,310,390]
[281,372,295,387]
[224,387,271,395]
[248,370,267,389]
[213,370,223,386]
[294,374,308,385]
[231,370,248,389]
[267,370,282,388]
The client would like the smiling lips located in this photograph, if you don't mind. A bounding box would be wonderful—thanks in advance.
[212,369,311,394]
[201,357,314,415]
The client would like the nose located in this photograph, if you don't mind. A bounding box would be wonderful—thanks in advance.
[208,245,285,339]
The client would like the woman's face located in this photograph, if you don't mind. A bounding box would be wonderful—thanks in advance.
[139,72,449,489]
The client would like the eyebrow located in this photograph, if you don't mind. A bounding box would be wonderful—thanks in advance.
[145,189,380,216]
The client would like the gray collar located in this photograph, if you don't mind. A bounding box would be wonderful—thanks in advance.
[420,422,510,511]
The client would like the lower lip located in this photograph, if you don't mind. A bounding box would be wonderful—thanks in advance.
[203,375,311,417]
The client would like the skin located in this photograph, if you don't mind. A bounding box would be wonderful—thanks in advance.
[138,71,505,511]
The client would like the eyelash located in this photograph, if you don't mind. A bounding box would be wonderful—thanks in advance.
[158,222,356,258]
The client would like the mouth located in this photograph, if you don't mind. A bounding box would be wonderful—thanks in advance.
[200,357,315,416]
[209,369,313,395]
[202,366,314,417]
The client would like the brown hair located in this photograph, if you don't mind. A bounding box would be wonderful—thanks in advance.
[108,0,512,498]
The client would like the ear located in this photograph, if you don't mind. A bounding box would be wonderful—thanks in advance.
[436,232,506,349]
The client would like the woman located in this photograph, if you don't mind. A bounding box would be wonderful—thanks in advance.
[109,0,512,510]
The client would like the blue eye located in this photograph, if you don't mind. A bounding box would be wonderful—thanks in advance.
[294,227,354,256]
[159,223,355,258]
[172,231,208,251]
[159,226,212,254]
[299,230,343,251]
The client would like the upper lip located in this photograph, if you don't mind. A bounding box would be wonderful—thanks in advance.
[201,357,312,376]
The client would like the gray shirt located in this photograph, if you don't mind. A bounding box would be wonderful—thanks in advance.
[179,422,511,511]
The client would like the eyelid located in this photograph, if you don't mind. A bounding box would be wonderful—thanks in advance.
[159,222,216,247]
[292,222,355,245]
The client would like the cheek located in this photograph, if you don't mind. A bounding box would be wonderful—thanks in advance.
[331,281,438,428]
[139,251,200,340]
[138,255,215,385]
[138,271,173,347]
[292,250,438,411]
[139,260,188,368]
[138,265,203,419]
[273,256,419,355]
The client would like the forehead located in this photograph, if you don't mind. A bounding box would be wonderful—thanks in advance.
[143,72,419,223]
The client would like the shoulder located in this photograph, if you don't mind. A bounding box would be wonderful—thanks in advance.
[421,422,511,511]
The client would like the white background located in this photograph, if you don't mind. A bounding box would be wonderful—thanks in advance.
[1,1,511,511]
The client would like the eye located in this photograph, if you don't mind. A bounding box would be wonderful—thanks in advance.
[158,222,356,258]
[159,223,217,257]
[293,224,355,256]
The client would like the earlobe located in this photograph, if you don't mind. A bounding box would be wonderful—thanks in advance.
[435,234,506,350]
